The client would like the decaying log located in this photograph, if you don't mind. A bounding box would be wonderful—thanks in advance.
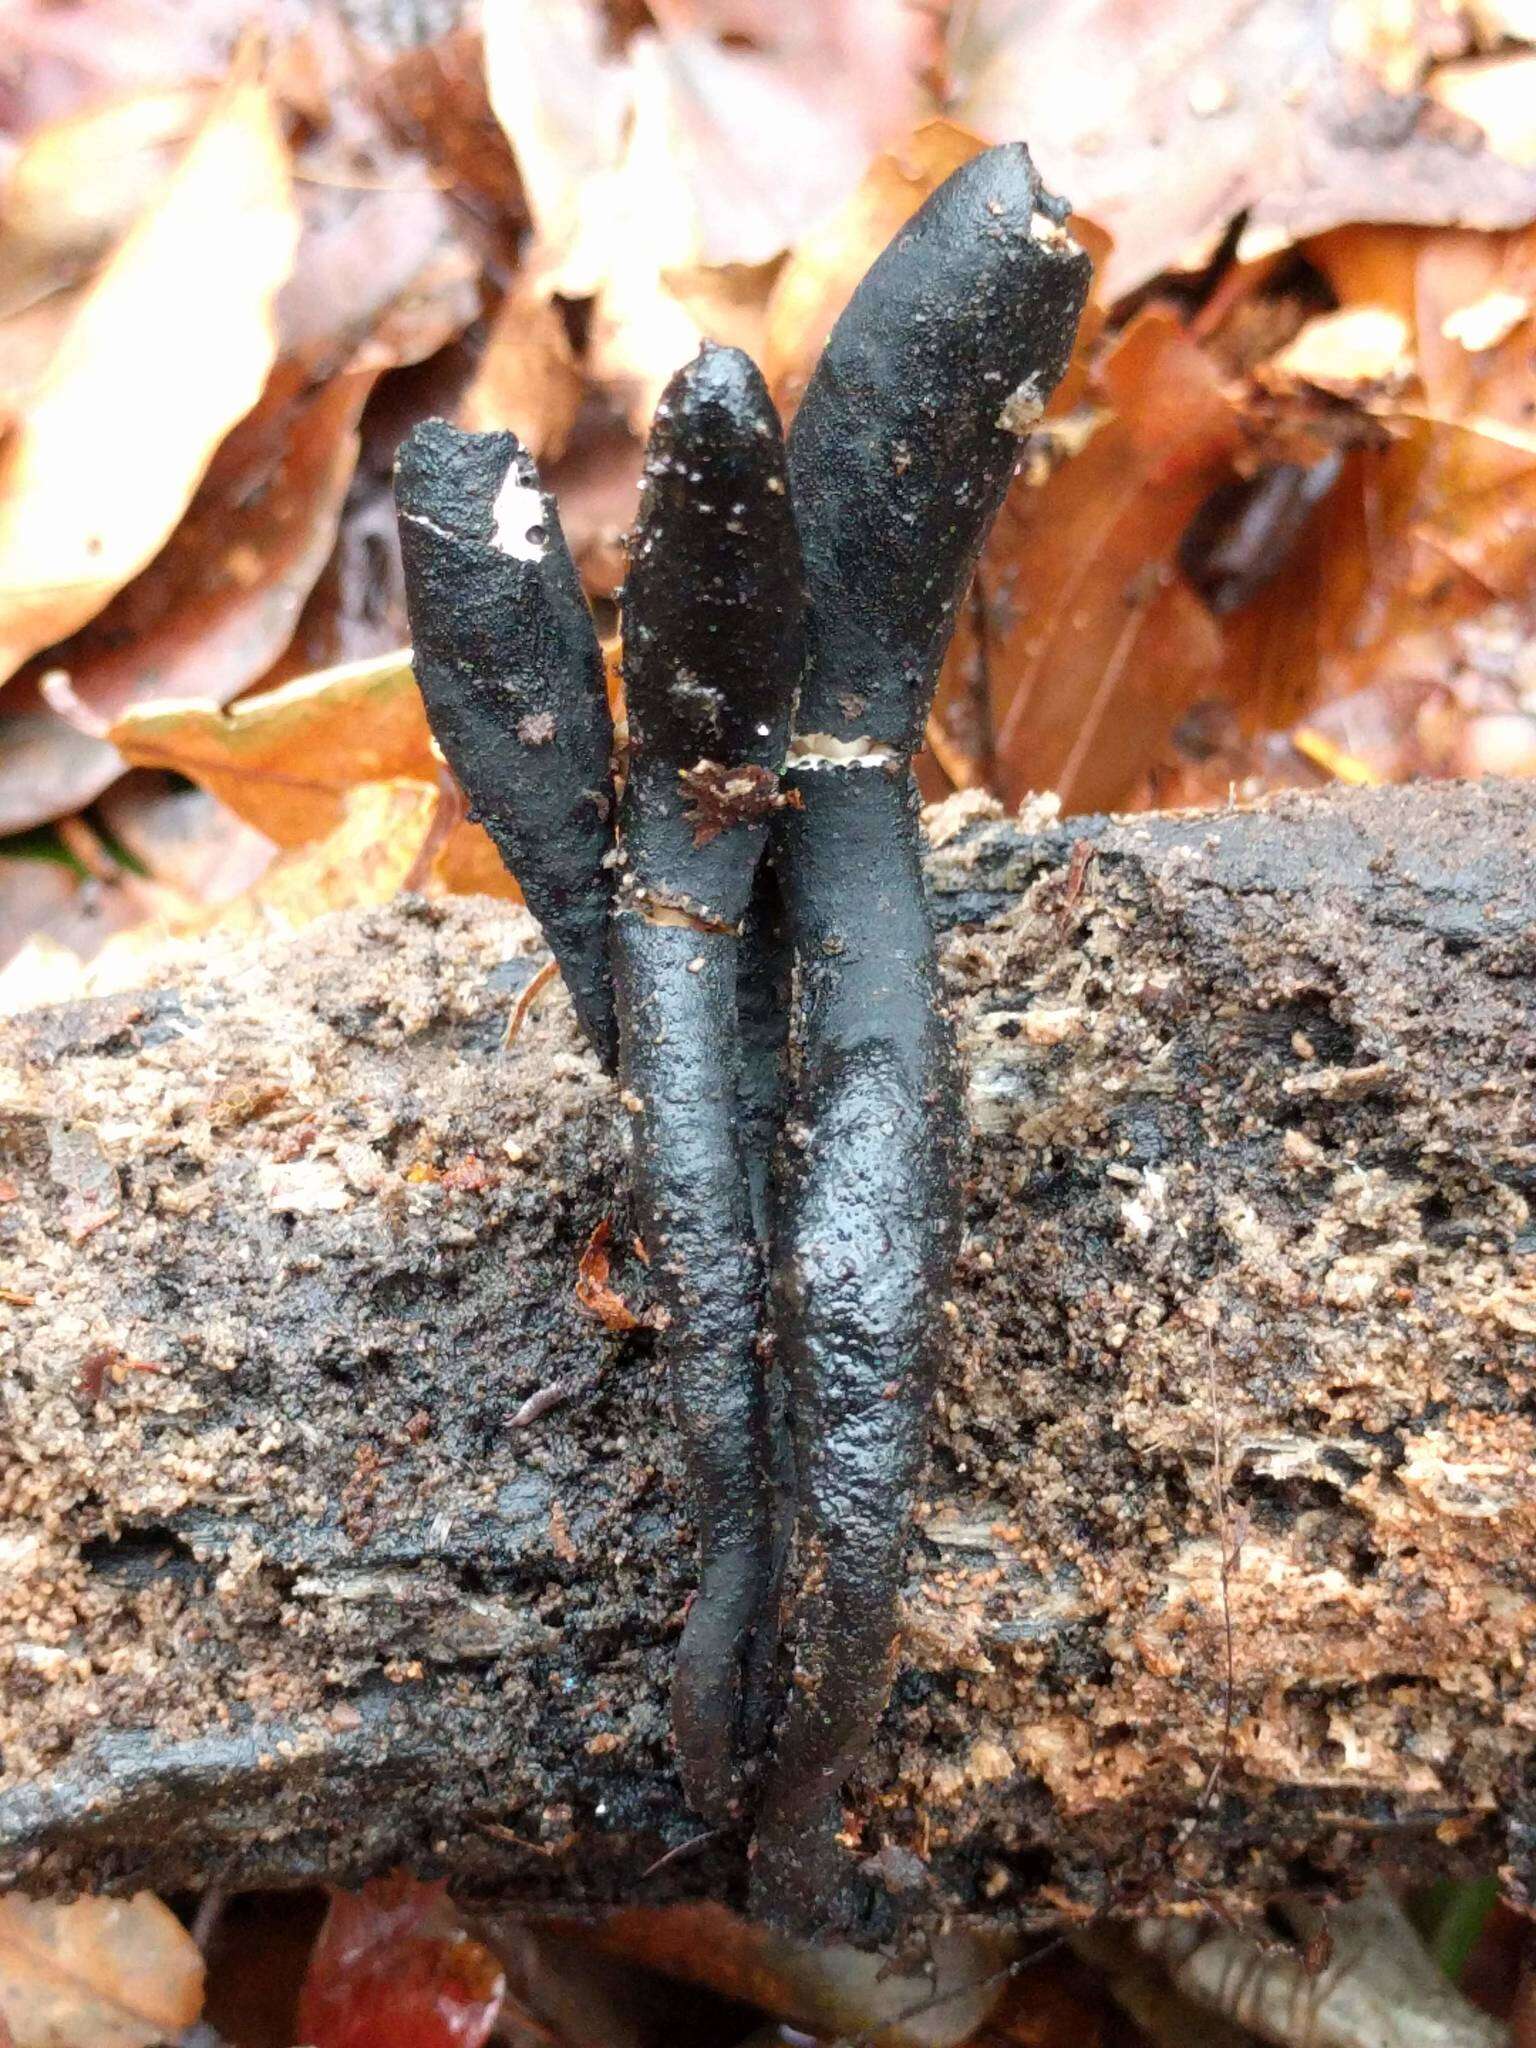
[1,778,1533,1935]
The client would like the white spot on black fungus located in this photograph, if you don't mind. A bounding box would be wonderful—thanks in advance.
[491,473,550,561]
[787,732,900,770]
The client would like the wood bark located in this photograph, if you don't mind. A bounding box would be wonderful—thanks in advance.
[1,779,1533,1934]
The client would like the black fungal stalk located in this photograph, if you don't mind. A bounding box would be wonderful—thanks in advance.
[396,421,618,1065]
[612,344,804,1818]
[750,143,1092,1928]
[392,140,1091,1935]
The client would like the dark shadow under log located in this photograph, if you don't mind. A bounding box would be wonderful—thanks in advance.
[1,779,1533,1934]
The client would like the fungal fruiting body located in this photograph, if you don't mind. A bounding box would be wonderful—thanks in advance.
[750,143,1092,1927]
[395,420,618,1066]
[392,139,1091,1935]
[613,344,805,1819]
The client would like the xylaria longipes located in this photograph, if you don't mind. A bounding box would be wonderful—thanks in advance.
[395,139,1090,1936]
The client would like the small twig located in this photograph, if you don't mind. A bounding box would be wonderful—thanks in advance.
[189,1883,228,1955]
[638,1826,727,1881]
[503,958,558,1050]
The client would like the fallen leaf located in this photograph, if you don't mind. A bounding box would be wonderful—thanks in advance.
[0,61,300,685]
[0,370,372,833]
[979,310,1240,813]
[31,778,447,1010]
[1324,224,1536,697]
[947,0,1536,300]
[278,171,480,394]
[1136,218,1536,808]
[576,1217,642,1333]
[108,648,434,846]
[1264,306,1415,396]
[553,1904,1010,2046]
[95,771,275,904]
[1329,0,1470,95]
[368,26,527,224]
[0,0,239,138]
[220,778,441,932]
[763,120,988,417]
[0,84,212,323]
[481,0,632,301]
[486,0,925,288]
[431,820,524,904]
[1467,0,1536,34]
[485,0,928,424]
[1440,288,1531,352]
[1291,724,1385,785]
[0,846,181,973]
[0,1891,203,2048]
[297,1874,504,2048]
[459,276,584,459]
[540,406,645,601]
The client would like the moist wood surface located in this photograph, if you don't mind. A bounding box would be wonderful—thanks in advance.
[1,779,1532,1934]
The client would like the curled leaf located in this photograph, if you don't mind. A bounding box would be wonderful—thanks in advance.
[575,1217,642,1333]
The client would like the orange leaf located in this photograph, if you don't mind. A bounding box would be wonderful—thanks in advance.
[576,1218,641,1334]
[0,370,371,835]
[297,1875,503,2048]
[109,649,433,847]
[0,59,299,684]
[458,275,583,462]
[983,310,1239,814]
[0,1892,204,2048]
[763,119,987,417]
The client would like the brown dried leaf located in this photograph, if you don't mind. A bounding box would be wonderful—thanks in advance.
[459,277,584,460]
[541,410,645,602]
[1138,219,1536,808]
[1263,307,1414,397]
[947,0,1536,300]
[0,851,178,976]
[277,163,479,392]
[0,85,211,323]
[980,311,1240,814]
[485,1,928,423]
[575,1217,642,1334]
[108,649,434,847]
[763,120,987,417]
[1308,223,1536,700]
[0,371,371,834]
[0,1891,203,2048]
[486,0,926,288]
[431,822,524,905]
[1,777,446,1009]
[0,0,238,137]
[1427,51,1536,168]
[234,778,440,931]
[0,64,300,686]
[95,772,275,905]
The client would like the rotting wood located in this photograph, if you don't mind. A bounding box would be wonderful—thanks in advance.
[1,777,1533,1937]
